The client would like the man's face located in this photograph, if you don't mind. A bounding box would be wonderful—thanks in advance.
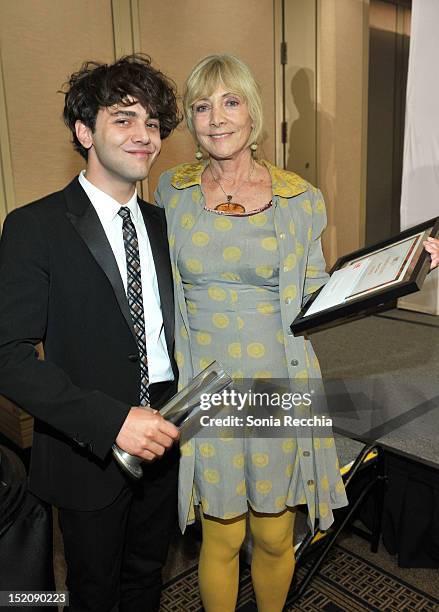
[78,100,161,187]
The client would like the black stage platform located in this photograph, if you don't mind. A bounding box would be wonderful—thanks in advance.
[312,308,439,567]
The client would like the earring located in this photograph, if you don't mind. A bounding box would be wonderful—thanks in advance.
[195,144,203,160]
[250,142,258,155]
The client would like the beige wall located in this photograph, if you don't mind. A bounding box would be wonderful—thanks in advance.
[137,0,277,197]
[0,0,369,268]
[0,1,115,215]
[284,0,317,185]
[317,0,369,266]
[0,0,278,220]
[283,0,369,266]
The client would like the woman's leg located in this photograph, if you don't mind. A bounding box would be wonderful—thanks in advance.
[198,510,247,612]
[249,508,296,612]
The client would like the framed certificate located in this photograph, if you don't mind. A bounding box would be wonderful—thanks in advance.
[291,217,439,336]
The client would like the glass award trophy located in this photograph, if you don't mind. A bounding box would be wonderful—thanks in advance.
[112,361,232,479]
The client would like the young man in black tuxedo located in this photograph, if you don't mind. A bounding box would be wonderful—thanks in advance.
[0,56,181,612]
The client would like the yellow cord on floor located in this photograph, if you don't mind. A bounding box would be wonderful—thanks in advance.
[198,507,296,612]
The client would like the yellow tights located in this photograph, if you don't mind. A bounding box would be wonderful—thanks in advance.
[198,508,295,612]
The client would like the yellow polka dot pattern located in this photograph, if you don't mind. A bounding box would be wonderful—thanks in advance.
[192,231,210,247]
[247,343,265,358]
[283,253,297,271]
[186,259,203,274]
[236,480,246,495]
[181,213,195,229]
[187,301,197,315]
[232,370,244,381]
[204,469,220,484]
[223,246,242,262]
[169,194,179,208]
[282,439,295,453]
[214,217,233,231]
[228,343,242,359]
[253,371,272,379]
[302,199,312,214]
[255,266,273,279]
[252,453,269,468]
[275,495,287,509]
[199,443,215,458]
[306,265,319,278]
[256,480,272,494]
[233,454,244,469]
[212,313,230,328]
[319,503,329,518]
[180,442,194,456]
[200,357,213,369]
[257,303,275,315]
[221,272,241,282]
[208,286,227,301]
[168,175,346,526]
[316,199,325,213]
[196,331,212,346]
[283,285,297,301]
[248,213,268,226]
[262,237,278,251]
[192,190,201,203]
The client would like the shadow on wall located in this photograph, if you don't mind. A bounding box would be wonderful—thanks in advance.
[287,67,337,264]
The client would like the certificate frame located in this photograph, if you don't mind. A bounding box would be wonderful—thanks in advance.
[291,216,439,336]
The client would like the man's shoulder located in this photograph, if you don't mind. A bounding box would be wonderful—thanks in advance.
[138,198,166,221]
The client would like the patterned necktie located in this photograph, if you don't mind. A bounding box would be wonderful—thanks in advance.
[118,207,149,405]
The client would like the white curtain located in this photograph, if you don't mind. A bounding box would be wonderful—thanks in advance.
[399,0,439,314]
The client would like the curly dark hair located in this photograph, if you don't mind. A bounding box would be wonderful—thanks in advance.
[62,54,181,159]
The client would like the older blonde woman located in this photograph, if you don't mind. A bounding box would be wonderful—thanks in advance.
[154,54,348,611]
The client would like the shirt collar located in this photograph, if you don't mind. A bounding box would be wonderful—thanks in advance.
[78,170,139,222]
[169,159,309,197]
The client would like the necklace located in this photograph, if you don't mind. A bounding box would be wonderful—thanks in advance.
[209,160,255,213]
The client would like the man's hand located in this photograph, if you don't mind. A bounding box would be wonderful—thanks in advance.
[115,406,179,462]
[424,237,439,269]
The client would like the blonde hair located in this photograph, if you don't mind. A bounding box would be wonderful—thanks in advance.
[183,54,263,148]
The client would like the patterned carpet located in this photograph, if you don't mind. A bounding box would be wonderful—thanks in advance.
[161,544,439,611]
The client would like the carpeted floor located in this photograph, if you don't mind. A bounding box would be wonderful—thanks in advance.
[161,542,439,611]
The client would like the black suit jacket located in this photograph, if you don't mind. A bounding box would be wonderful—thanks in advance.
[0,177,177,510]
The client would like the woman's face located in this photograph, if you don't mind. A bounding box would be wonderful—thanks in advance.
[192,85,253,160]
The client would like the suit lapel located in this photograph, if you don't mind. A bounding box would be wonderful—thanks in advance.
[63,178,137,344]
[139,200,175,357]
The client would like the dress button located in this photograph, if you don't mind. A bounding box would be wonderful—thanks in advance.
[285,298,292,305]
[291,359,299,366]
[280,232,286,239]
[283,265,289,272]
[303,451,310,457]
[128,354,139,362]
[307,479,314,486]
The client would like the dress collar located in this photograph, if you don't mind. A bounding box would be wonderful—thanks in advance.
[169,159,309,198]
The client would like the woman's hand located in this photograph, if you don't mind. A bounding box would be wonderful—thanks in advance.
[424,237,439,269]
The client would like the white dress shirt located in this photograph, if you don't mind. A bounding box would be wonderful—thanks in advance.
[78,171,174,383]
